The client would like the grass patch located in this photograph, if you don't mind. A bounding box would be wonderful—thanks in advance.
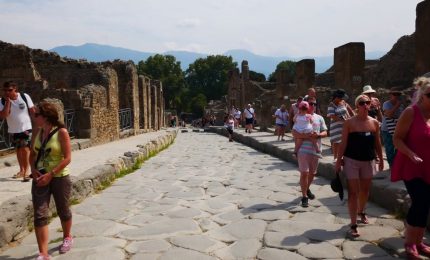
[70,198,80,206]
[49,237,63,244]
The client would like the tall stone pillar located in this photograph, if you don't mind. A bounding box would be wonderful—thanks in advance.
[275,69,291,99]
[146,77,152,130]
[334,42,365,96]
[416,0,430,75]
[227,69,241,110]
[151,82,159,130]
[241,60,250,104]
[295,59,315,91]
[156,81,163,129]
[138,75,148,130]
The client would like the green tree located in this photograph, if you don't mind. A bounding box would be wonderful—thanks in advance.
[249,70,266,82]
[185,55,237,101]
[189,93,207,117]
[136,54,185,109]
[268,60,296,82]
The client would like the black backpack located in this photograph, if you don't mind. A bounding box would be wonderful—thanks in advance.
[1,92,31,116]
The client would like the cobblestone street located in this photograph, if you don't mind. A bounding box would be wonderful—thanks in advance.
[0,131,410,259]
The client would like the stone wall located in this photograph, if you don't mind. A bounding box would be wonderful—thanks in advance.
[295,59,315,91]
[0,40,165,145]
[416,0,430,76]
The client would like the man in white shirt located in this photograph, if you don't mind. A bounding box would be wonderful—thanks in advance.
[243,103,255,134]
[0,81,35,181]
[232,106,241,128]
[274,104,288,141]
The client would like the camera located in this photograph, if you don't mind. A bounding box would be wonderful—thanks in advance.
[38,168,47,175]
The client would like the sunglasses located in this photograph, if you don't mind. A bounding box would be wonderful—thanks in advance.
[309,102,317,106]
[358,100,371,106]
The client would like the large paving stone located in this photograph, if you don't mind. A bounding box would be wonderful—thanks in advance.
[257,247,308,260]
[355,225,400,242]
[130,253,161,260]
[297,242,343,259]
[343,240,390,259]
[124,214,171,226]
[214,239,261,260]
[212,209,256,225]
[290,211,336,223]
[117,219,202,240]
[194,198,237,214]
[164,206,206,219]
[72,219,133,237]
[268,192,299,204]
[207,219,267,242]
[165,188,206,200]
[239,198,278,210]
[55,248,125,260]
[125,239,172,254]
[169,235,226,253]
[250,209,292,221]
[264,231,309,250]
[159,247,218,260]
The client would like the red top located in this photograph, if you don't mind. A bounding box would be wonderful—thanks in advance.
[391,105,430,184]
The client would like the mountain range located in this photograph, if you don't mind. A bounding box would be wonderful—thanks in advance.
[50,43,386,76]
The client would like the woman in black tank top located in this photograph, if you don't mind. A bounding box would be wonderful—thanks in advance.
[335,94,384,238]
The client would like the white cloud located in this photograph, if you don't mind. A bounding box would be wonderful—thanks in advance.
[176,18,201,29]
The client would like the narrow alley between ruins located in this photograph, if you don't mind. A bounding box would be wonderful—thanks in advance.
[0,131,407,260]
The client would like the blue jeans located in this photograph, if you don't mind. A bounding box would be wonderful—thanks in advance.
[382,130,395,167]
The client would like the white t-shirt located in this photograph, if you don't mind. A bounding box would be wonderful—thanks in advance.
[274,109,288,125]
[233,110,241,119]
[0,93,34,133]
[243,107,255,119]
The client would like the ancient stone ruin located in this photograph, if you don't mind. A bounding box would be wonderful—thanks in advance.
[0,41,165,147]
[227,0,430,124]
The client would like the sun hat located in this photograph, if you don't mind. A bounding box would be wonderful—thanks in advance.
[362,85,376,94]
[298,101,309,109]
[332,89,348,100]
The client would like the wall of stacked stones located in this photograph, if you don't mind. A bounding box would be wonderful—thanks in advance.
[0,41,165,145]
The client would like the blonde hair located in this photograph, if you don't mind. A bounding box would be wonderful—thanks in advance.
[412,77,430,104]
[354,94,370,107]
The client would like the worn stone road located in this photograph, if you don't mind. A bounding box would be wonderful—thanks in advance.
[0,131,410,259]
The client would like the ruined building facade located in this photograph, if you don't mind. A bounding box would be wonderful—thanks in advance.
[0,41,165,147]
[227,0,430,129]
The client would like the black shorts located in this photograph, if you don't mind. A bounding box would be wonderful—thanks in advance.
[11,130,32,148]
[245,118,254,125]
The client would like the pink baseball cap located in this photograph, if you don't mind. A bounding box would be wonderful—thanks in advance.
[298,101,309,109]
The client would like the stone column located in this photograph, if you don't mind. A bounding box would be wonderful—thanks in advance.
[146,77,152,130]
[416,0,430,75]
[227,68,241,110]
[334,42,365,96]
[275,69,291,100]
[138,75,148,130]
[241,60,250,104]
[156,81,163,129]
[151,82,158,130]
[295,59,315,91]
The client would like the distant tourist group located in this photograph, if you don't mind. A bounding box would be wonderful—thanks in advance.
[225,73,430,258]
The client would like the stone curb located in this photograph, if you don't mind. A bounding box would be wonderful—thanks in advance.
[206,127,411,217]
[0,130,177,250]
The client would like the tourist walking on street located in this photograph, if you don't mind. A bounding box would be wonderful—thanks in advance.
[0,81,35,182]
[232,106,242,128]
[274,104,288,141]
[362,85,383,122]
[293,101,320,156]
[243,103,255,134]
[224,114,235,142]
[30,101,73,260]
[391,75,430,259]
[289,96,303,129]
[327,89,354,163]
[381,87,405,168]
[335,94,384,238]
[292,96,327,208]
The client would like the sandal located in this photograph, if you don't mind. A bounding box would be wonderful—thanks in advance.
[417,242,430,257]
[358,212,369,224]
[22,177,31,182]
[348,224,360,238]
[405,243,421,260]
[13,172,24,179]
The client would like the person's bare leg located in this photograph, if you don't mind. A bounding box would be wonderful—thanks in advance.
[17,146,30,179]
[347,179,360,226]
[35,225,49,257]
[300,172,309,197]
[358,178,372,215]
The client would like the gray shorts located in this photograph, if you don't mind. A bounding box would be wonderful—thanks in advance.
[343,156,376,180]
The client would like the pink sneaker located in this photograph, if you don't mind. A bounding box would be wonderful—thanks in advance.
[35,253,51,260]
[59,236,73,254]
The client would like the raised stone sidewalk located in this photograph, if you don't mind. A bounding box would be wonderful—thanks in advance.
[206,127,411,218]
[0,129,177,249]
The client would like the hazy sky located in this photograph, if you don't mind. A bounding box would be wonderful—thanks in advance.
[0,0,422,57]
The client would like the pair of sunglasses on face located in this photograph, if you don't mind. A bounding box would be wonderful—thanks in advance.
[358,100,371,106]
